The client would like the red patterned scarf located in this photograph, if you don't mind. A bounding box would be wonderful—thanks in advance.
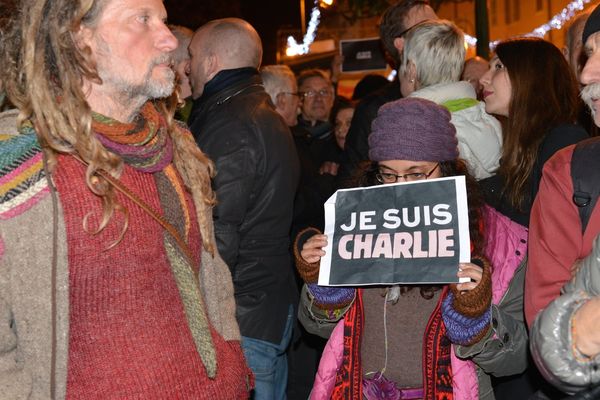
[332,288,453,399]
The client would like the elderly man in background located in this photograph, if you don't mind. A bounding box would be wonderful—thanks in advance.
[261,64,336,230]
[296,69,342,177]
[261,64,300,127]
[296,69,335,139]
[187,18,299,399]
[261,63,334,399]
[0,0,250,398]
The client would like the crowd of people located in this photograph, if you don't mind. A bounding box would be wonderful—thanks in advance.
[1,0,600,399]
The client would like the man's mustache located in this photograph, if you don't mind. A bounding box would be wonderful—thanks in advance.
[581,83,600,104]
[150,54,174,69]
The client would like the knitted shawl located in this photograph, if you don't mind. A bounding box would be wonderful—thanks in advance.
[331,288,453,400]
[89,102,218,377]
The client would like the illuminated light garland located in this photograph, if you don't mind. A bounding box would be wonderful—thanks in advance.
[286,3,321,56]
[287,0,594,56]
[465,0,592,48]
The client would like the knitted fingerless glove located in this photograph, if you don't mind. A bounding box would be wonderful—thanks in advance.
[442,256,492,346]
[294,227,322,283]
[307,283,356,310]
[302,284,356,324]
[294,228,356,320]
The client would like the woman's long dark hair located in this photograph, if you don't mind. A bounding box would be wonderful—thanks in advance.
[355,158,486,299]
[495,38,580,211]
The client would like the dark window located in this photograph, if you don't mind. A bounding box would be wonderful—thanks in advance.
[536,0,543,11]
[513,0,520,21]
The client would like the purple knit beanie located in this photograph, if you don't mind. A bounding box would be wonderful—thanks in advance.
[368,97,459,162]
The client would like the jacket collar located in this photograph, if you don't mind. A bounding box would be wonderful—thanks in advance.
[201,67,259,100]
[189,68,264,125]
[409,81,476,104]
[297,116,333,139]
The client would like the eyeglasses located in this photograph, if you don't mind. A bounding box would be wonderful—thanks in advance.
[375,163,440,184]
[281,92,300,97]
[299,89,333,99]
[394,18,430,39]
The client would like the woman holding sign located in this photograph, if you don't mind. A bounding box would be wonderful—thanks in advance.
[295,98,528,399]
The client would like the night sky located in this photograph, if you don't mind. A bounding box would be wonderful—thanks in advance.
[164,0,302,65]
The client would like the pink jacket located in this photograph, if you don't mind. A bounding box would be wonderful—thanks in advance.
[310,206,528,399]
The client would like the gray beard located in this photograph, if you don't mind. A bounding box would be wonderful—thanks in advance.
[99,63,175,102]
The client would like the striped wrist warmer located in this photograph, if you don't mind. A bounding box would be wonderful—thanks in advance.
[442,292,491,346]
[307,283,356,310]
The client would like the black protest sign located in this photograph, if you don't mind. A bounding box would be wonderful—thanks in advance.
[340,37,388,72]
[318,177,470,286]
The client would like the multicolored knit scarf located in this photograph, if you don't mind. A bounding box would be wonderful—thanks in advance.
[91,103,218,378]
[93,102,173,173]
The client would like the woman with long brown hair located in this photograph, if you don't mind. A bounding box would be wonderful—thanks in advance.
[479,37,588,227]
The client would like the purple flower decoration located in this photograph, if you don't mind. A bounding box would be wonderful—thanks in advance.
[363,372,402,400]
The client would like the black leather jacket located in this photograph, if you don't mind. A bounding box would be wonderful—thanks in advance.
[189,70,300,343]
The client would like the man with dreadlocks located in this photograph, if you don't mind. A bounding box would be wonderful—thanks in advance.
[0,0,251,398]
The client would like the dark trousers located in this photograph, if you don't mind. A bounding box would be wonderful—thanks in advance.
[286,320,327,400]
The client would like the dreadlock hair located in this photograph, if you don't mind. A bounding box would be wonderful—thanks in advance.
[0,0,217,254]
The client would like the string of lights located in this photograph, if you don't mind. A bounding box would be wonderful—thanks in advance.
[287,0,594,56]
[286,2,322,56]
[465,0,593,48]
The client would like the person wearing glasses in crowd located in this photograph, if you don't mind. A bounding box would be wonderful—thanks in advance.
[297,69,336,140]
[260,65,337,237]
[295,69,343,180]
[294,97,529,399]
[260,64,336,398]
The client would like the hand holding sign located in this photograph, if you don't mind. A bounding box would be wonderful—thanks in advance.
[301,234,328,264]
[456,262,484,292]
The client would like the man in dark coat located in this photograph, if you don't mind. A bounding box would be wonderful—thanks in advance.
[187,18,300,399]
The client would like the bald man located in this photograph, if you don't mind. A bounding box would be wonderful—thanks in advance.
[187,18,300,399]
